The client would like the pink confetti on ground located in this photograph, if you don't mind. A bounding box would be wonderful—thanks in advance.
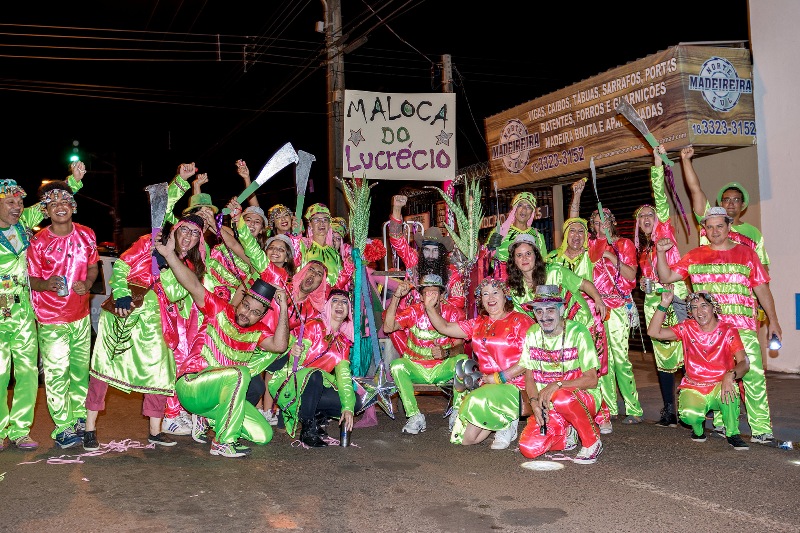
[17,439,156,465]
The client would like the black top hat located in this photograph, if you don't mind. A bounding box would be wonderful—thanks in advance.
[248,279,277,307]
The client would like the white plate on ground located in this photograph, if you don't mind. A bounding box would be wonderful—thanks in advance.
[520,460,565,471]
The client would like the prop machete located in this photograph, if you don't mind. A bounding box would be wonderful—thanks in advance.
[145,182,169,276]
[293,150,315,226]
[222,142,299,215]
[614,98,673,166]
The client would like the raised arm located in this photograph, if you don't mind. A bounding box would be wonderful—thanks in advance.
[155,228,206,303]
[383,280,412,333]
[423,287,467,339]
[679,146,709,218]
[647,288,679,341]
[651,145,671,222]
[236,159,259,207]
[191,173,209,195]
[568,178,586,219]
[654,238,683,284]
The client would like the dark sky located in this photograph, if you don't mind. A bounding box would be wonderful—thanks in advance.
[1,0,749,242]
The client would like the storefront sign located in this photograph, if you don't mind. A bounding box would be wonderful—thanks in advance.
[485,45,755,188]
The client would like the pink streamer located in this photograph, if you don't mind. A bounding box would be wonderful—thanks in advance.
[664,165,690,234]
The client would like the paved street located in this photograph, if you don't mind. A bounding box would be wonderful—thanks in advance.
[1,353,799,532]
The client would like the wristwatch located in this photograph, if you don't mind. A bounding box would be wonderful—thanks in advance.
[556,380,563,388]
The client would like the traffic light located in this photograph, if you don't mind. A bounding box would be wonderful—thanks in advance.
[69,140,80,163]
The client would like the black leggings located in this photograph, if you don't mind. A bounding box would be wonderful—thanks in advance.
[299,371,363,420]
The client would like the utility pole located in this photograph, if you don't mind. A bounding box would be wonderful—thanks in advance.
[441,54,455,228]
[324,0,347,217]
[442,54,453,93]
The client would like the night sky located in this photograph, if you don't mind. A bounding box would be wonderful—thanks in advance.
[0,1,749,242]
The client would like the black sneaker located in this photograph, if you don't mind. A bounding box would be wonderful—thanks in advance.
[148,432,177,447]
[727,434,750,450]
[691,430,706,443]
[83,430,100,451]
[655,405,677,428]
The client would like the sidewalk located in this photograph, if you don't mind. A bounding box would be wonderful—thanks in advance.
[629,350,800,443]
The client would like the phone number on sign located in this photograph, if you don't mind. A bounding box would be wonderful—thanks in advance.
[531,146,585,173]
[691,120,756,136]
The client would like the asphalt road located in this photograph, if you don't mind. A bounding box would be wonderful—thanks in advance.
[1,354,799,533]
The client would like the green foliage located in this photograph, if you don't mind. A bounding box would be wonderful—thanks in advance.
[337,175,375,252]
[425,177,483,268]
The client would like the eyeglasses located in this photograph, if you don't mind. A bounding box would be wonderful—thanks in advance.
[310,217,330,224]
[177,226,202,237]
[720,197,743,204]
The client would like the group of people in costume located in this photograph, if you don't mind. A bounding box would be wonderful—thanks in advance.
[0,143,781,463]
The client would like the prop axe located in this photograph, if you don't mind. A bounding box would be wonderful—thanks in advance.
[145,182,169,276]
[293,150,316,227]
[614,99,673,166]
[222,142,299,214]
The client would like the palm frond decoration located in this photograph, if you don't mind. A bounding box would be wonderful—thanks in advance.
[425,176,483,273]
[337,175,376,253]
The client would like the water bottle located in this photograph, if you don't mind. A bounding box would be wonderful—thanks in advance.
[339,424,350,447]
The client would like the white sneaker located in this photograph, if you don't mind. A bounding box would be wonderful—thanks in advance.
[402,413,427,434]
[599,421,613,435]
[564,425,578,451]
[162,413,192,436]
[574,439,603,465]
[259,408,279,426]
[490,419,519,450]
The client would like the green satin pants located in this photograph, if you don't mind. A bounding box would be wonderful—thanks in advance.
[177,365,272,445]
[599,306,643,417]
[0,298,39,441]
[390,354,467,417]
[39,316,91,438]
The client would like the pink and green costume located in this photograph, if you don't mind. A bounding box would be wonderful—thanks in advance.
[90,235,176,398]
[640,166,688,373]
[389,301,467,418]
[670,320,745,437]
[176,290,274,446]
[0,175,83,443]
[697,199,769,266]
[28,222,98,439]
[589,235,643,418]
[449,311,535,445]
[517,320,601,458]
[268,317,355,439]
[670,243,772,434]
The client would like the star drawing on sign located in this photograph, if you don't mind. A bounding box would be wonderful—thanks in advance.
[354,363,397,419]
[435,130,453,146]
[348,129,366,147]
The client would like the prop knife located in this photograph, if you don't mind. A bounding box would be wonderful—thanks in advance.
[293,150,316,228]
[614,99,673,166]
[145,182,169,276]
[222,142,299,214]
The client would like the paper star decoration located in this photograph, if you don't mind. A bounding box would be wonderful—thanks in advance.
[348,128,366,146]
[435,129,453,146]
[354,363,397,419]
